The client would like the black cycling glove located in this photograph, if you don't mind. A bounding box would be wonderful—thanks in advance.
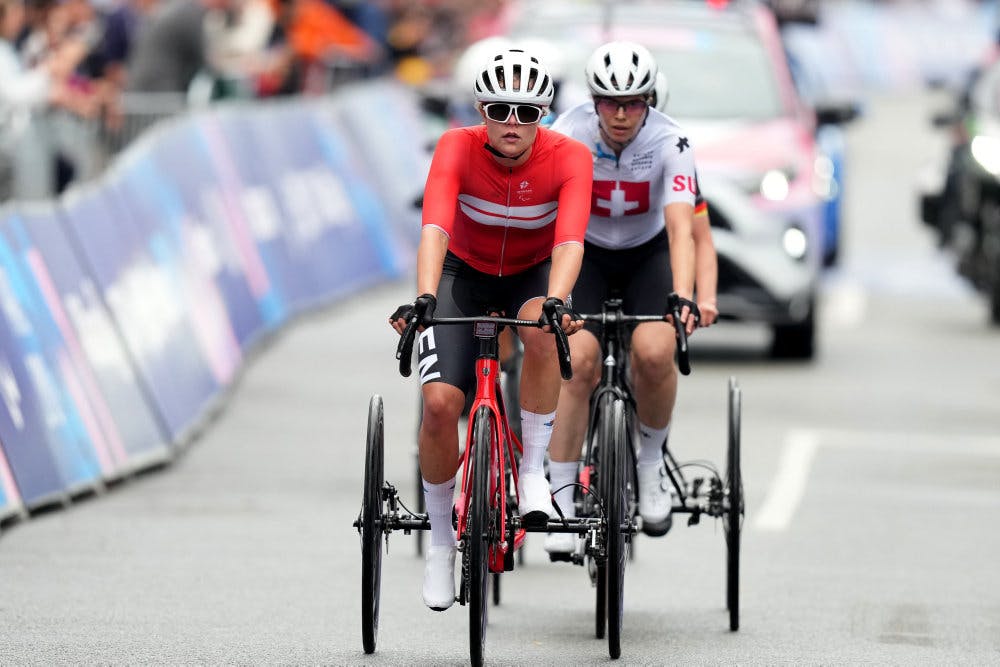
[667,292,701,325]
[391,293,437,326]
[539,297,579,329]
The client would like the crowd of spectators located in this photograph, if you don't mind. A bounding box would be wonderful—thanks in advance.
[0,0,511,202]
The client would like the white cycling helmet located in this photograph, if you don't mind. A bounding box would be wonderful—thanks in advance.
[515,37,565,83]
[651,71,669,112]
[585,41,658,97]
[473,48,555,106]
[453,36,513,105]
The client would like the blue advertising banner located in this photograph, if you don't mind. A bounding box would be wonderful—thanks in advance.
[132,117,283,345]
[0,443,22,521]
[0,213,112,485]
[326,80,430,250]
[106,161,245,391]
[196,108,312,319]
[59,184,220,440]
[0,211,100,505]
[14,205,170,467]
[212,102,401,307]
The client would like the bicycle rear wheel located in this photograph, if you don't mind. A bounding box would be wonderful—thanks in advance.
[467,407,494,667]
[725,377,744,632]
[605,398,628,659]
[360,395,385,654]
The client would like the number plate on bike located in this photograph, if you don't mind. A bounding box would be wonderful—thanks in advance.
[474,321,498,338]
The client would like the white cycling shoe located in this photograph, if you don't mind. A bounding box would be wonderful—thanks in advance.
[638,461,675,537]
[518,471,555,528]
[544,531,578,555]
[422,545,456,611]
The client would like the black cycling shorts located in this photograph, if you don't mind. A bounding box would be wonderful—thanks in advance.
[572,230,674,337]
[417,252,549,393]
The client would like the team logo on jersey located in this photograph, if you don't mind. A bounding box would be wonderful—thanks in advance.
[592,181,650,217]
[676,137,690,153]
[672,175,697,194]
[516,179,533,202]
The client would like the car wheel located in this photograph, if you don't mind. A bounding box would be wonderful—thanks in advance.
[770,301,815,360]
[990,276,1000,326]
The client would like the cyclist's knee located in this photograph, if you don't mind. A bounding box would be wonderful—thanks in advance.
[519,327,551,362]
[631,338,676,382]
[567,352,600,395]
[421,384,464,430]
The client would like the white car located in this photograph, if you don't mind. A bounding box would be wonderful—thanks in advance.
[700,175,818,358]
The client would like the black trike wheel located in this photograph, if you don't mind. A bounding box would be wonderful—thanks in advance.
[605,398,628,659]
[360,394,385,654]
[466,407,494,667]
[725,378,744,632]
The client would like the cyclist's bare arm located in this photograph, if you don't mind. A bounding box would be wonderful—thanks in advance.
[416,226,449,297]
[664,201,698,335]
[545,242,585,334]
[693,203,719,327]
[389,227,448,335]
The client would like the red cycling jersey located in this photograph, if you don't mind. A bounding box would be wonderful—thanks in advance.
[421,125,593,276]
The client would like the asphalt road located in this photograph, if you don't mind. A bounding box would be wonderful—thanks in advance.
[1,89,998,666]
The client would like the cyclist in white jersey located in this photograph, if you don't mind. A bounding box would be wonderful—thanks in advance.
[546,41,700,552]
[651,70,719,328]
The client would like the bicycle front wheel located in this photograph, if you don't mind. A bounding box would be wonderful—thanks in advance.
[591,392,615,640]
[467,406,494,667]
[360,395,385,654]
[605,398,628,659]
[725,377,744,632]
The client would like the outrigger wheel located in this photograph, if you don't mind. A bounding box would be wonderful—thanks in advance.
[724,377,744,632]
[360,394,385,653]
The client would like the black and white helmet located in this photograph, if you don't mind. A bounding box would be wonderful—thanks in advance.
[585,41,658,97]
[474,48,555,106]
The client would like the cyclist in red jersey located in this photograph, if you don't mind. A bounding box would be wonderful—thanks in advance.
[389,47,593,611]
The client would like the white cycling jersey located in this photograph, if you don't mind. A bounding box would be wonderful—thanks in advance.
[550,102,698,250]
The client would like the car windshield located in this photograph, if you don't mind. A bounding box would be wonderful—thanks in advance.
[511,14,785,120]
[647,36,783,120]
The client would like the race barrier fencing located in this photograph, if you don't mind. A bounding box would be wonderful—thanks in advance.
[0,79,429,527]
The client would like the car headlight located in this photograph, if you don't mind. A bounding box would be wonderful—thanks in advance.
[760,169,791,201]
[782,226,808,260]
[970,135,1000,176]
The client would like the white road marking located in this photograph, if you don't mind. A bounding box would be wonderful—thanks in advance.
[753,429,820,532]
[752,427,1000,532]
[822,279,868,330]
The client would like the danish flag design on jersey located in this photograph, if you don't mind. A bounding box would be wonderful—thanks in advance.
[458,194,558,229]
[591,181,650,217]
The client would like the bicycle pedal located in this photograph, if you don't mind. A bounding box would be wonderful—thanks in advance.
[548,551,575,563]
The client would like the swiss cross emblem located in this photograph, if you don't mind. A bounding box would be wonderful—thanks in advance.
[591,180,650,217]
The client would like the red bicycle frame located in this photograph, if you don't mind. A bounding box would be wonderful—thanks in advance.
[454,341,526,573]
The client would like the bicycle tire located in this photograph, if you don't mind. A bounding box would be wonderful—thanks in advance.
[725,377,743,632]
[467,406,493,667]
[592,392,614,640]
[606,398,628,659]
[360,395,384,654]
[414,448,425,557]
[415,393,425,557]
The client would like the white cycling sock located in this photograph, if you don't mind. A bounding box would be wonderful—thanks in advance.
[422,478,456,547]
[520,409,556,475]
[548,459,579,519]
[637,422,670,466]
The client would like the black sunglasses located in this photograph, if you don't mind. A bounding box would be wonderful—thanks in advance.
[594,97,649,115]
[482,102,545,125]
